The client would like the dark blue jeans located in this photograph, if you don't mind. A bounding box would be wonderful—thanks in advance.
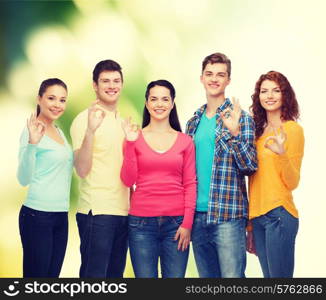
[128,215,189,278]
[191,212,247,278]
[76,211,128,278]
[19,205,68,278]
[252,206,299,278]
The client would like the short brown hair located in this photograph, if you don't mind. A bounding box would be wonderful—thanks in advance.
[93,59,123,83]
[202,53,231,77]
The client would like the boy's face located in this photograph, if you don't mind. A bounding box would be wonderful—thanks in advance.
[200,63,230,98]
[93,70,123,105]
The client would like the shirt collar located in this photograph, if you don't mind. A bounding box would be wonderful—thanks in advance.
[194,98,232,118]
[217,98,232,114]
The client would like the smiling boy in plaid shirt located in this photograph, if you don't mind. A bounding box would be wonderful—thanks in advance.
[186,53,257,278]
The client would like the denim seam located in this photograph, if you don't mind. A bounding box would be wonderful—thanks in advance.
[83,214,93,277]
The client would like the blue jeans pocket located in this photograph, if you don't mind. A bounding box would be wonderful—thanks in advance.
[21,206,37,217]
[265,206,283,219]
[20,206,48,227]
[128,216,145,230]
[171,216,183,226]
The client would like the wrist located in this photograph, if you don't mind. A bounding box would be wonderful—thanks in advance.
[125,139,136,145]
[278,148,286,155]
[230,127,240,137]
[126,136,137,142]
[86,127,96,136]
[28,139,39,144]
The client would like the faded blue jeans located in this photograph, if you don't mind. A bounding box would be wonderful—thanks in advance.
[191,212,247,278]
[76,211,128,278]
[128,215,189,278]
[252,206,299,278]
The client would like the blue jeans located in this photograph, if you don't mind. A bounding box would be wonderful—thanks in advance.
[252,206,299,278]
[19,205,68,278]
[128,215,189,278]
[191,212,246,278]
[76,211,128,278]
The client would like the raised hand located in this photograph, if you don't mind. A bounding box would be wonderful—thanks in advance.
[220,97,242,136]
[264,126,287,155]
[27,113,46,144]
[121,117,139,141]
[87,100,106,133]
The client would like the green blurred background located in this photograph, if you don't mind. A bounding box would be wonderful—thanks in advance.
[1,0,325,277]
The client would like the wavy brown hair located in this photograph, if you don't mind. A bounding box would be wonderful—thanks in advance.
[250,71,299,139]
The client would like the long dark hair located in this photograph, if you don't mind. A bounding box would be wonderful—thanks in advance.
[250,71,299,139]
[37,78,67,116]
[142,79,182,132]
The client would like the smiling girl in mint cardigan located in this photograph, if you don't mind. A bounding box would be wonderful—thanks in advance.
[17,78,73,278]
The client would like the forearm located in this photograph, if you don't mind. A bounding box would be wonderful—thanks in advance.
[279,154,303,190]
[230,138,258,175]
[181,141,197,229]
[17,144,37,186]
[224,117,257,175]
[182,178,196,229]
[74,129,95,178]
[278,125,304,191]
[120,141,137,187]
[182,202,196,229]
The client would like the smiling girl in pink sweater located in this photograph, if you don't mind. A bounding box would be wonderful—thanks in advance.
[120,79,196,278]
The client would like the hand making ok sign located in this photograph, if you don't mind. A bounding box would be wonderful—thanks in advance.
[121,117,140,141]
[220,97,242,136]
[27,113,46,144]
[264,126,287,155]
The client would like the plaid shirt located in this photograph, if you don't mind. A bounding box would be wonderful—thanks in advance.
[185,98,257,224]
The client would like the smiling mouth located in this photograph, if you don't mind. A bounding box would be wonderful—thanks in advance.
[105,91,117,95]
[154,109,165,113]
[50,109,62,114]
[265,101,277,105]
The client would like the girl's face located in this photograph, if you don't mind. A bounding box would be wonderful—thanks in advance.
[259,80,282,113]
[38,85,67,121]
[146,85,174,121]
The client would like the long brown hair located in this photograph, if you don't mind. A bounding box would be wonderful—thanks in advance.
[250,71,299,139]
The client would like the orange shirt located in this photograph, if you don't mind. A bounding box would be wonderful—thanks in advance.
[249,121,304,219]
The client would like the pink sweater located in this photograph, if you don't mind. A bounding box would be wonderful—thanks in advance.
[120,132,197,229]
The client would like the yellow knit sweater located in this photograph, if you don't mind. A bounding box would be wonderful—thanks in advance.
[249,121,304,219]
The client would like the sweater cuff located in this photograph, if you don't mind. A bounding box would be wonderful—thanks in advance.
[223,130,241,143]
[222,130,233,141]
[124,140,136,155]
[26,143,38,154]
[125,140,136,146]
[277,151,290,168]
[181,209,195,229]
[278,151,289,161]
